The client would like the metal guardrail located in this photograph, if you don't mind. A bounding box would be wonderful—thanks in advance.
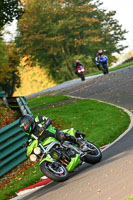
[0,91,6,98]
[16,97,33,116]
[0,95,33,177]
[0,120,27,177]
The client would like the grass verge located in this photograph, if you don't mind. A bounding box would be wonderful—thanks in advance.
[85,61,133,77]
[29,96,130,147]
[27,94,71,109]
[0,95,130,200]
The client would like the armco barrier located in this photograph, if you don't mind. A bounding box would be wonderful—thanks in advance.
[16,97,33,116]
[0,120,27,177]
[0,96,33,177]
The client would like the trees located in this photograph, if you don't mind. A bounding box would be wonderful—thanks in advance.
[16,0,127,81]
[0,37,9,84]
[0,37,20,96]
[0,0,23,95]
[95,8,127,57]
[0,0,23,28]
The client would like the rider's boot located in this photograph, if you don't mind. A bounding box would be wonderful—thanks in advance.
[75,130,85,139]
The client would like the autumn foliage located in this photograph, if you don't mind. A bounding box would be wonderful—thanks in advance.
[0,0,128,97]
[13,56,56,96]
[0,103,18,128]
[16,0,127,82]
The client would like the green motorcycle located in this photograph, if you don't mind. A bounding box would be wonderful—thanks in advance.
[27,128,102,182]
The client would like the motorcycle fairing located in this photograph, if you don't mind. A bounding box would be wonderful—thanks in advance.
[66,153,81,172]
[63,128,76,137]
[39,155,53,165]
[27,137,58,157]
[39,151,81,172]
[27,140,38,156]
[41,137,59,146]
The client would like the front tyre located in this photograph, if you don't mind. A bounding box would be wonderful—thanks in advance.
[83,141,102,164]
[103,63,109,74]
[81,73,85,81]
[40,161,69,182]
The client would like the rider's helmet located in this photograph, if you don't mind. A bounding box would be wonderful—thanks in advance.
[19,114,35,133]
[98,50,103,55]
[76,60,80,63]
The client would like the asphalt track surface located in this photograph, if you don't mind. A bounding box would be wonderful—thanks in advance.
[24,66,133,200]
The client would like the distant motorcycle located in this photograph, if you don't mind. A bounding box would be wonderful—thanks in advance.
[96,55,109,74]
[26,129,102,182]
[77,66,85,81]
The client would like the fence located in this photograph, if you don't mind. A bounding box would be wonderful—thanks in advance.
[0,94,32,177]
[16,97,33,116]
[0,121,27,177]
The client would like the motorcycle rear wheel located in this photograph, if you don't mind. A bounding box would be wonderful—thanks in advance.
[83,141,102,164]
[40,161,69,182]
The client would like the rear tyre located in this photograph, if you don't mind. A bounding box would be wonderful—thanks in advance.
[83,141,102,164]
[40,161,69,182]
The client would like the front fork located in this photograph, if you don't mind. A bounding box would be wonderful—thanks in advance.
[39,143,54,165]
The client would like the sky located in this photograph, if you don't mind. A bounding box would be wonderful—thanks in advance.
[101,0,133,53]
[3,0,133,54]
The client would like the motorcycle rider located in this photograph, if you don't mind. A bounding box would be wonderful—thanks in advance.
[19,114,87,151]
[95,50,108,71]
[75,60,85,74]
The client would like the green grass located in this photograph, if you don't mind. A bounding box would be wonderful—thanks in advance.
[109,61,133,71]
[27,94,70,108]
[0,162,44,200]
[125,196,133,200]
[30,97,130,147]
[86,61,133,77]
[1,95,130,200]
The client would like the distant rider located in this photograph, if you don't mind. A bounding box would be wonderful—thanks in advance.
[19,114,87,151]
[75,60,85,74]
[95,50,108,71]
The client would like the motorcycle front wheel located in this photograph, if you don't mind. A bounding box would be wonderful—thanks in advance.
[81,73,85,81]
[40,161,69,182]
[83,141,102,164]
[102,64,109,74]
